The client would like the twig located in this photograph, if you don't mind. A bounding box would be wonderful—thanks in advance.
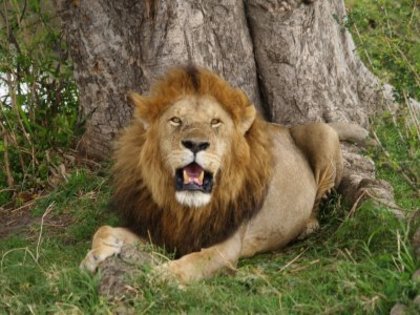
[4,73,29,175]
[1,247,43,273]
[279,248,308,273]
[35,202,55,262]
[403,91,420,143]
[289,259,320,273]
[381,5,393,38]
[347,190,367,218]
[10,199,35,213]
[337,187,405,232]
[19,0,28,24]
[363,191,404,213]
[27,305,36,315]
[1,131,15,187]
[0,105,26,172]
[396,230,403,272]
[385,38,420,84]
[352,23,374,69]
[344,248,357,264]
[44,223,65,228]
[408,1,416,26]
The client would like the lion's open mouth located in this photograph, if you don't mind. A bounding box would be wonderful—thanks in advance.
[175,162,213,193]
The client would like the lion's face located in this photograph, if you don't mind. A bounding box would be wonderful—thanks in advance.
[157,95,234,207]
[127,67,257,211]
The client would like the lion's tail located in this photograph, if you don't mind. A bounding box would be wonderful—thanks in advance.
[328,122,375,146]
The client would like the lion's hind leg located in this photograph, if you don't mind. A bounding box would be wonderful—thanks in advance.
[290,123,343,239]
[298,166,337,239]
[80,225,142,272]
[297,167,336,240]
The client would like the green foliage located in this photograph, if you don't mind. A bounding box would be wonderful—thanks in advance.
[0,0,78,205]
[345,1,419,211]
[346,0,419,100]
[371,112,419,210]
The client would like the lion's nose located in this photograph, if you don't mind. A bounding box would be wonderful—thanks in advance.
[182,140,210,153]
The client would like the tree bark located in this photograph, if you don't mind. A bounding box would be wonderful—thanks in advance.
[246,0,395,126]
[56,0,395,158]
[56,0,261,159]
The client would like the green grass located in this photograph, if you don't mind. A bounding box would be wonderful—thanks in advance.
[0,178,418,314]
[346,0,419,100]
[0,0,419,314]
[0,169,116,314]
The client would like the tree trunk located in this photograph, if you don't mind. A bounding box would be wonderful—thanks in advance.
[56,0,395,157]
[56,0,262,159]
[246,0,395,126]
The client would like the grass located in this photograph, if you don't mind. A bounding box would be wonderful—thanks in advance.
[346,0,419,100]
[0,169,116,314]
[0,0,419,314]
[0,176,418,314]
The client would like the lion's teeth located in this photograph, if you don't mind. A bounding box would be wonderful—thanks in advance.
[198,171,204,185]
[183,170,190,184]
[183,169,205,186]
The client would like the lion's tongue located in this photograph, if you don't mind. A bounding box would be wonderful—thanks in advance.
[183,164,204,186]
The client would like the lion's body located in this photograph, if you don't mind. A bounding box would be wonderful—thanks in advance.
[81,66,359,283]
[241,124,319,256]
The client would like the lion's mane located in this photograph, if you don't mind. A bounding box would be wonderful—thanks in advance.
[111,66,273,256]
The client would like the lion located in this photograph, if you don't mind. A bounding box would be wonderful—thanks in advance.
[80,65,368,283]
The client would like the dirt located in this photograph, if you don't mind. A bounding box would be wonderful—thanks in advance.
[0,201,74,240]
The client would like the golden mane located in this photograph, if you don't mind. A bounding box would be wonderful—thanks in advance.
[111,66,273,256]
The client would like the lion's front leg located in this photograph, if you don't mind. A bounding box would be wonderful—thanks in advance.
[80,225,142,272]
[157,228,244,284]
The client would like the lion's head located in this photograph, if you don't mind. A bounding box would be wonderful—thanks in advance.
[112,66,273,255]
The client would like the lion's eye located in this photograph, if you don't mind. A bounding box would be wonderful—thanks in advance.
[211,118,222,128]
[169,117,182,126]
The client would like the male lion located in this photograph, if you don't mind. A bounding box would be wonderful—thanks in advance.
[81,66,366,283]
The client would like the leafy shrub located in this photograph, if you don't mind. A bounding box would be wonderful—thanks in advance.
[0,0,78,206]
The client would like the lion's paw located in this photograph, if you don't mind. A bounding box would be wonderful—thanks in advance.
[149,262,188,289]
[297,218,320,240]
[80,235,123,273]
[152,258,205,286]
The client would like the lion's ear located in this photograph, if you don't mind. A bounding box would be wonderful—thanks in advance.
[128,92,150,129]
[239,105,256,134]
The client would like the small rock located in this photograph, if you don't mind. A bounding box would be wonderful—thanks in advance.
[412,269,420,282]
[113,305,136,315]
[390,303,407,315]
[413,295,420,306]
[98,244,165,299]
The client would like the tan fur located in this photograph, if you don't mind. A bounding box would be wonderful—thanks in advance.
[111,67,272,256]
[81,66,365,283]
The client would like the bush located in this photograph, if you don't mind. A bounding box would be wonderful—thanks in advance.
[0,0,78,206]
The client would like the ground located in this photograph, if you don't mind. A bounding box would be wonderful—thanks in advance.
[0,115,419,314]
[0,0,419,313]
